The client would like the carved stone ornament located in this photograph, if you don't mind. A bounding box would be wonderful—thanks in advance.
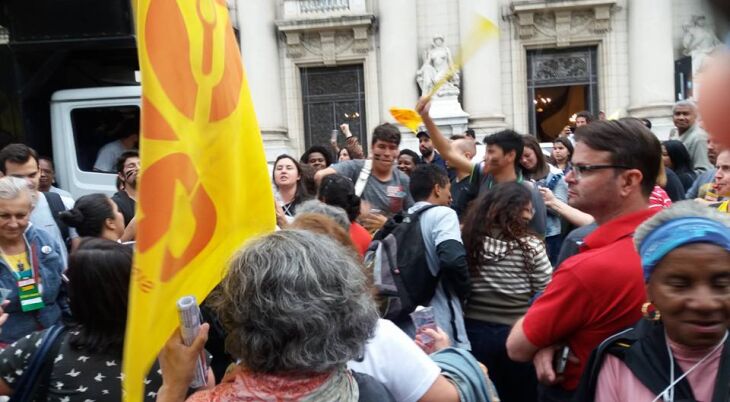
[276,15,375,63]
[682,15,722,75]
[511,1,617,46]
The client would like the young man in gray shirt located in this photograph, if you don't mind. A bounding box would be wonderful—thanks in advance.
[316,123,413,232]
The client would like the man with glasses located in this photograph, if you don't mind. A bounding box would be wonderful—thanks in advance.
[506,119,662,402]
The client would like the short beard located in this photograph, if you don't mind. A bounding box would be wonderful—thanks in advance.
[421,148,433,159]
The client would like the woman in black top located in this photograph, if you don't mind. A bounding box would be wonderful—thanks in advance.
[662,140,697,193]
[0,238,163,401]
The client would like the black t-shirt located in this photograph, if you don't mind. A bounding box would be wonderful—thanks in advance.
[664,168,687,202]
[0,328,162,401]
[450,175,472,220]
[111,191,136,227]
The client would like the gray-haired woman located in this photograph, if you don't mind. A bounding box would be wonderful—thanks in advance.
[0,176,67,346]
[157,230,393,401]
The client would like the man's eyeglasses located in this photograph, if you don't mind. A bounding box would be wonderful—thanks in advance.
[567,164,631,180]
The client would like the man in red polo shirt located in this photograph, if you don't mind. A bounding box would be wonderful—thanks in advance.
[506,118,662,401]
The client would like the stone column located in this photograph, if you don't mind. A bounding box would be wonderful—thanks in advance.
[237,0,289,152]
[378,0,419,137]
[628,0,675,138]
[458,0,506,132]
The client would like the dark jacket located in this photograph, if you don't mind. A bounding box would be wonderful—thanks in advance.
[574,319,730,402]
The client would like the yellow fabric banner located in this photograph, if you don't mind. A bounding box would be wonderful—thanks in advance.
[123,0,275,400]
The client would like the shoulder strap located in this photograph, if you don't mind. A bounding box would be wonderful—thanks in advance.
[406,204,440,220]
[573,326,637,402]
[42,192,70,244]
[10,325,66,402]
[354,159,372,197]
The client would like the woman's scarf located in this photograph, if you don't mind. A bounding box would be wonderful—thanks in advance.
[187,365,358,402]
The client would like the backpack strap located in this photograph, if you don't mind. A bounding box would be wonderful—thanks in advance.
[354,159,373,197]
[10,324,67,402]
[42,192,70,246]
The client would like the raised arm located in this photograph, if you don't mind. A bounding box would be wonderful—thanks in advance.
[314,166,337,186]
[415,98,473,176]
[341,124,365,160]
[539,187,594,227]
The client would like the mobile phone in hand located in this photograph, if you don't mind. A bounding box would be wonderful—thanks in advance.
[553,345,570,374]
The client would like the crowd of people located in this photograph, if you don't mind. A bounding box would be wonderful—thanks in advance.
[0,75,725,401]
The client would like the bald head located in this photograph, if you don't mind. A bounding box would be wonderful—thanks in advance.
[452,138,477,160]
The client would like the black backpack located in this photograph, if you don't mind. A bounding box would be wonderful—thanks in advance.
[363,205,439,323]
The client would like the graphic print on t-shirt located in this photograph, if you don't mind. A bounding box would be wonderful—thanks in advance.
[386,185,406,214]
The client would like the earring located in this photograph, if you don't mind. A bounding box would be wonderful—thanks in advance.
[641,302,661,321]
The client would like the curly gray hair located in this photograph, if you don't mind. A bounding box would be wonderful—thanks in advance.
[210,229,378,373]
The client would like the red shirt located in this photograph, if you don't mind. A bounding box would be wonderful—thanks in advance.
[349,222,372,257]
[522,208,658,391]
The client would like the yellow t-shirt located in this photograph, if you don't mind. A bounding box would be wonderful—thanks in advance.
[718,201,729,213]
[3,252,30,273]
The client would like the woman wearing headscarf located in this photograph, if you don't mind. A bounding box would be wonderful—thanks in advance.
[575,201,730,401]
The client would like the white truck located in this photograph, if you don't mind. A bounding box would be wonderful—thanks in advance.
[50,86,140,197]
[0,0,140,198]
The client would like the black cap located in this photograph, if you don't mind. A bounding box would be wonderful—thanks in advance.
[416,131,430,139]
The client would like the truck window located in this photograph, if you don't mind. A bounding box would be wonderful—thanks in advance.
[70,106,140,173]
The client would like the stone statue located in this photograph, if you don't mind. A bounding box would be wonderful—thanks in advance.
[417,35,460,97]
[683,15,721,75]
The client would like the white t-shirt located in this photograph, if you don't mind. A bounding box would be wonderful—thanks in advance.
[348,319,441,402]
[93,139,125,172]
[49,186,73,200]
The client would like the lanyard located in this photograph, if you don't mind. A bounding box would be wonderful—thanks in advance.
[2,243,42,287]
[652,330,729,402]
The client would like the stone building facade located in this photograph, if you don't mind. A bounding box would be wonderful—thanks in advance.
[235,0,722,161]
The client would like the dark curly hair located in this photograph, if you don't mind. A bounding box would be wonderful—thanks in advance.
[461,182,537,275]
[300,145,333,168]
[318,174,361,222]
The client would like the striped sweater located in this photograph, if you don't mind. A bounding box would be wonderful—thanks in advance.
[465,235,552,326]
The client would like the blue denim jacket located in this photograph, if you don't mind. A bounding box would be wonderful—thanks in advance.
[0,225,66,344]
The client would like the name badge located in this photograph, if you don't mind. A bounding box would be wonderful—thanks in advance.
[17,279,43,313]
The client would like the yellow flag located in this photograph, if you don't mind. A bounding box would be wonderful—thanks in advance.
[390,16,499,132]
[123,0,275,400]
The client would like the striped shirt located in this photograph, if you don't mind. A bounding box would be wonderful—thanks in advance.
[465,235,552,326]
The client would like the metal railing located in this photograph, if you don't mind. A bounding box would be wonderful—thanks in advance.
[299,0,350,13]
